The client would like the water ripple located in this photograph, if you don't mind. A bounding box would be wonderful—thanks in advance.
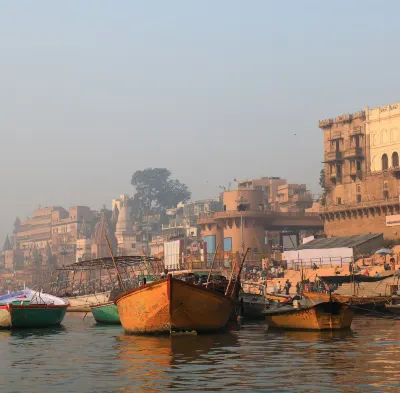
[0,314,399,392]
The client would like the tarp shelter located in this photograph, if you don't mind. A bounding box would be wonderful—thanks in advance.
[284,233,384,268]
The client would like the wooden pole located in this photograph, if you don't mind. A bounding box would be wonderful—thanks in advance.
[226,248,250,298]
[206,245,219,286]
[105,235,126,292]
[225,253,238,296]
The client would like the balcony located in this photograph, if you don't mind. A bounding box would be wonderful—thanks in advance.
[350,126,364,136]
[329,131,343,141]
[344,147,364,159]
[324,151,343,162]
[390,166,400,178]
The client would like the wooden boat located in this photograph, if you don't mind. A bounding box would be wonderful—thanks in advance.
[265,300,353,330]
[115,274,234,334]
[64,291,111,312]
[240,292,267,319]
[303,291,390,312]
[0,288,69,329]
[90,301,120,324]
[240,282,267,319]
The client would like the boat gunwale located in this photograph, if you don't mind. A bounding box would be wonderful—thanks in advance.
[9,303,69,310]
[90,301,115,309]
[63,291,111,300]
[115,275,234,304]
[264,301,349,317]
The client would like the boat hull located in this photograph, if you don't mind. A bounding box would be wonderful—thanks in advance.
[265,302,353,330]
[0,305,11,328]
[241,294,266,319]
[65,292,111,312]
[9,304,68,328]
[90,302,120,324]
[116,275,233,334]
[385,304,400,314]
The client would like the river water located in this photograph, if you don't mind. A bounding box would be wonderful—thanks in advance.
[0,313,399,393]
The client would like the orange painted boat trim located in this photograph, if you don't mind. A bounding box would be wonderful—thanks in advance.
[115,275,233,334]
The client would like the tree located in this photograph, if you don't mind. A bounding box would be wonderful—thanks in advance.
[319,168,327,206]
[131,168,191,218]
[319,168,326,189]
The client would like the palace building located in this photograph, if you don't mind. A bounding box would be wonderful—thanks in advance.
[320,101,400,240]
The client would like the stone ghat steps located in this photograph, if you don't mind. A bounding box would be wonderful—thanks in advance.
[265,266,397,295]
[335,277,398,297]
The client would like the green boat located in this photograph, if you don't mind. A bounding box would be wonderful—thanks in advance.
[0,288,69,329]
[90,301,120,324]
[10,303,68,328]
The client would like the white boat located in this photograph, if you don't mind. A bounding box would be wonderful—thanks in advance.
[64,291,111,312]
[0,288,69,306]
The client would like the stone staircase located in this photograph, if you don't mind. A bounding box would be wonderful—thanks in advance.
[263,265,399,296]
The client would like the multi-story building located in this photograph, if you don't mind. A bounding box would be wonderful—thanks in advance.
[199,188,323,258]
[274,184,313,212]
[237,177,313,212]
[11,205,96,267]
[320,101,400,239]
[16,206,63,251]
[162,199,221,241]
[319,110,367,206]
[238,177,286,210]
[51,206,95,264]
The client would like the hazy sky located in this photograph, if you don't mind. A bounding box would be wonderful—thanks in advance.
[1,0,400,242]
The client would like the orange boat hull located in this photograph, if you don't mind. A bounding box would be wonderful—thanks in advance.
[115,275,233,334]
[265,302,353,330]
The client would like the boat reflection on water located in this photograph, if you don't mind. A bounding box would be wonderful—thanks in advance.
[8,325,67,339]
[269,327,356,343]
[115,332,239,393]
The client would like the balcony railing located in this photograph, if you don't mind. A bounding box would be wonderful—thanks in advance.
[344,147,363,159]
[324,151,343,162]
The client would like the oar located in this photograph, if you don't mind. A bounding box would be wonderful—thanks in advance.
[206,245,219,287]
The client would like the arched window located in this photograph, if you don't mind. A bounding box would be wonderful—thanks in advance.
[392,152,399,167]
[382,154,389,170]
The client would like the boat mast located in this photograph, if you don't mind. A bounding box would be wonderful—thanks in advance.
[105,235,126,292]
[228,248,250,298]
[206,245,219,286]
